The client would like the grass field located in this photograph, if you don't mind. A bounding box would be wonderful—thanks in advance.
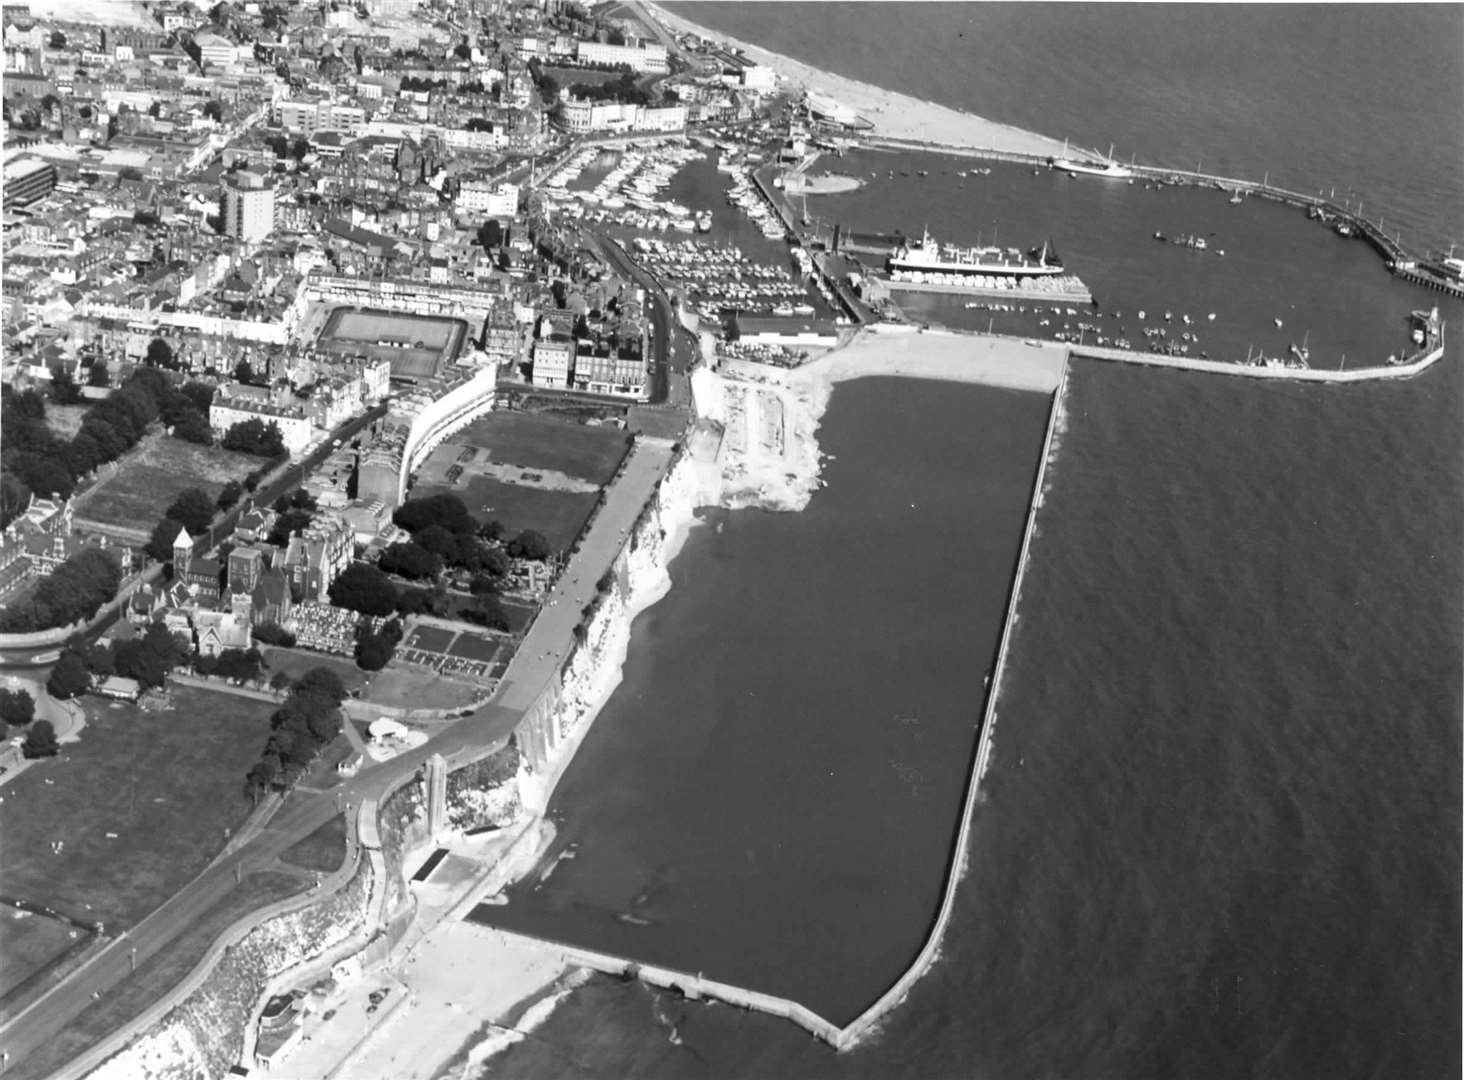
[0,686,273,933]
[280,815,348,874]
[446,412,632,485]
[259,647,369,693]
[404,626,455,653]
[414,475,599,554]
[0,906,86,1001]
[7,871,303,1080]
[447,634,507,663]
[75,434,259,530]
[363,668,483,712]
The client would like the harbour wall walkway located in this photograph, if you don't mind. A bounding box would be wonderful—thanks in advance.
[1068,332,1445,382]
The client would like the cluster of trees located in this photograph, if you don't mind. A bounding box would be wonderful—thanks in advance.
[566,69,652,106]
[0,547,122,634]
[243,667,346,801]
[267,488,319,548]
[1,686,55,758]
[144,487,220,562]
[1,363,215,523]
[221,417,287,458]
[253,621,297,648]
[45,621,192,697]
[195,647,264,683]
[0,687,35,727]
[354,615,404,671]
[398,75,449,92]
[263,133,313,163]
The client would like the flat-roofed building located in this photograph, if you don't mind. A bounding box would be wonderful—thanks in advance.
[2,157,56,209]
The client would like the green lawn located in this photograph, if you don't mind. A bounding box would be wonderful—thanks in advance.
[415,475,599,554]
[0,907,86,1002]
[280,815,348,874]
[448,412,632,486]
[259,647,369,692]
[6,871,303,1080]
[74,434,260,531]
[0,686,273,933]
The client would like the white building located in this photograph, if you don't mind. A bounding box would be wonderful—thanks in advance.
[559,99,685,135]
[574,39,668,74]
[222,172,275,242]
[276,99,367,136]
[210,386,313,456]
[192,32,237,67]
[456,180,519,217]
[741,64,776,92]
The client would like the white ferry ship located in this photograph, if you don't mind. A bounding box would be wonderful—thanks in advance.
[887,227,1066,283]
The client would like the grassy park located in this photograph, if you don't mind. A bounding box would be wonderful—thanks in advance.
[0,685,271,934]
[74,434,259,532]
[8,871,303,1080]
[447,412,632,485]
[415,474,600,554]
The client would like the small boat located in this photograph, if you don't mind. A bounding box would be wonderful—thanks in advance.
[1207,312,1216,321]
[1229,190,1244,205]
[1274,317,1284,328]
[1153,230,1166,242]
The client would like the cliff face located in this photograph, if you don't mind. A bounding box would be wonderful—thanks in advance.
[519,450,705,812]
[88,859,374,1080]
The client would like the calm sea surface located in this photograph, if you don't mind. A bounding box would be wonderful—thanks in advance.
[479,6,1462,1077]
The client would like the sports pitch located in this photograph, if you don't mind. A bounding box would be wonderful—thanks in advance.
[317,307,469,380]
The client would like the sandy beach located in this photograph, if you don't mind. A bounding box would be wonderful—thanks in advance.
[641,2,1077,159]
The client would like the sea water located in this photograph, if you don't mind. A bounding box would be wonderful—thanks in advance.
[475,6,1462,1077]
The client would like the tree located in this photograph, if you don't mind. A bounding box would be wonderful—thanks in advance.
[221,418,286,458]
[462,595,509,631]
[476,218,503,249]
[179,380,215,413]
[291,137,310,162]
[295,666,347,707]
[329,563,398,616]
[266,508,313,547]
[165,488,215,535]
[50,368,83,405]
[378,542,443,580]
[482,547,511,577]
[354,630,394,671]
[216,480,244,511]
[87,359,110,388]
[215,647,263,683]
[393,493,475,536]
[49,30,67,48]
[253,622,296,647]
[0,547,120,633]
[0,687,36,726]
[47,651,92,700]
[145,517,186,563]
[233,359,256,385]
[507,529,552,561]
[273,488,316,513]
[22,720,59,759]
[145,338,176,370]
[83,642,116,678]
[172,409,213,445]
[202,99,223,122]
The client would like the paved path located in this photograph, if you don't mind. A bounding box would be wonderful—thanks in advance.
[0,439,679,1077]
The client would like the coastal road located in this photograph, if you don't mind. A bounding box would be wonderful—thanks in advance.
[0,439,679,1077]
